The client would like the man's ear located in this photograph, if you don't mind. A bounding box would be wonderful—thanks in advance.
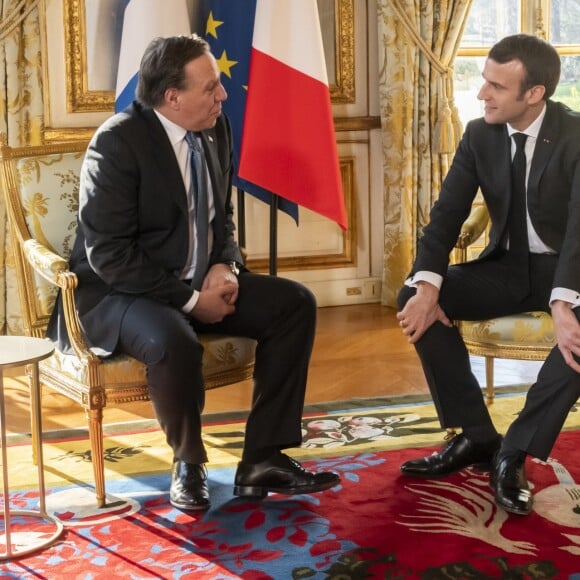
[527,84,546,105]
[165,88,180,109]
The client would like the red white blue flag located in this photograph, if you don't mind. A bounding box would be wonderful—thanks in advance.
[199,0,346,229]
[239,0,347,229]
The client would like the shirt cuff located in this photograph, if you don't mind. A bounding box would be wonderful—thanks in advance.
[405,271,443,290]
[182,290,200,313]
[550,287,580,309]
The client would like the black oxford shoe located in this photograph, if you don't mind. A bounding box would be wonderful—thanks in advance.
[400,433,502,478]
[491,454,533,515]
[233,453,341,498]
[170,459,210,511]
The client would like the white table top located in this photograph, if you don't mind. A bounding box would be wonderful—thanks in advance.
[0,336,54,368]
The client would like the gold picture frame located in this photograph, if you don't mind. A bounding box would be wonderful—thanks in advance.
[62,0,355,115]
[247,158,357,273]
[63,0,114,113]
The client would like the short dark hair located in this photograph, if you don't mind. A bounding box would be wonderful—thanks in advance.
[488,34,561,99]
[136,34,210,107]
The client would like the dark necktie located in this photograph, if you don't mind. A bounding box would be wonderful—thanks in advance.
[508,132,530,295]
[185,131,209,290]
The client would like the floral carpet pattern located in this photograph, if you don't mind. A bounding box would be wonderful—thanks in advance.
[2,393,580,579]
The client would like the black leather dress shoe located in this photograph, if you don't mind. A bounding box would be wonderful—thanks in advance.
[233,453,341,498]
[491,454,533,515]
[400,433,502,478]
[170,459,210,511]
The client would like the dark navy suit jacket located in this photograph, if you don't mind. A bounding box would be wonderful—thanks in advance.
[413,99,580,296]
[47,102,244,355]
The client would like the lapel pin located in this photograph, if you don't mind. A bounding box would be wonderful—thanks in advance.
[543,138,550,143]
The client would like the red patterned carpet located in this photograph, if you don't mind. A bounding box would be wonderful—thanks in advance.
[2,394,579,578]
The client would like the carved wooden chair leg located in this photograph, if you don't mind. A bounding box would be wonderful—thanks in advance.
[445,428,458,439]
[485,356,495,405]
[86,407,106,508]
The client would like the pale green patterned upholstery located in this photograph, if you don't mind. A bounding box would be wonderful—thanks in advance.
[1,138,256,507]
[14,151,81,317]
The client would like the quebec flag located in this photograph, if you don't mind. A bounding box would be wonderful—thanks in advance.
[115,0,191,113]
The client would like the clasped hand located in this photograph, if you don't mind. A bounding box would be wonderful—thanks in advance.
[191,264,239,324]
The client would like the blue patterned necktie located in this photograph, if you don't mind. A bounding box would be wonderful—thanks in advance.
[185,131,209,290]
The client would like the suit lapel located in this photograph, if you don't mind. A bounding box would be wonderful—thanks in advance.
[498,128,513,228]
[528,102,558,196]
[200,131,226,227]
[139,106,189,214]
[138,105,227,227]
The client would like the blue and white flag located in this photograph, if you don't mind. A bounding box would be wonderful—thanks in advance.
[115,0,191,113]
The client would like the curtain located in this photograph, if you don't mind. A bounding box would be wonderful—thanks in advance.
[0,0,43,335]
[377,0,473,307]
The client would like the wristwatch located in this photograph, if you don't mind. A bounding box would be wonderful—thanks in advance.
[227,261,240,276]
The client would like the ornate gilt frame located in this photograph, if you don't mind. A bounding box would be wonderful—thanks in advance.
[328,0,355,103]
[63,0,112,113]
[63,0,354,114]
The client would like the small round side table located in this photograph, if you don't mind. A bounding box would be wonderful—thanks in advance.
[0,336,64,559]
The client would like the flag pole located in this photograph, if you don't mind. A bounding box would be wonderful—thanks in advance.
[269,194,279,276]
[236,187,246,249]
[236,188,278,276]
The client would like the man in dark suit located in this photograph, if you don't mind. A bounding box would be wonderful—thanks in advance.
[47,35,339,511]
[396,34,580,515]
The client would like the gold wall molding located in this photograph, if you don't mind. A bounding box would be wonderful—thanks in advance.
[334,116,381,132]
[64,0,113,113]
[329,0,355,103]
[246,158,357,272]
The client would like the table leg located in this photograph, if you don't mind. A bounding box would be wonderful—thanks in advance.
[29,363,46,514]
[0,368,14,558]
[0,363,64,560]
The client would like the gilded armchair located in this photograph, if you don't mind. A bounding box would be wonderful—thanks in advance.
[454,204,555,404]
[0,137,256,508]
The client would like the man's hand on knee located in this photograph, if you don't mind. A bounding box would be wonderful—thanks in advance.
[551,300,580,373]
[397,282,452,343]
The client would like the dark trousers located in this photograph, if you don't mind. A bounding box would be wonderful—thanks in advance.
[117,272,316,464]
[398,253,580,460]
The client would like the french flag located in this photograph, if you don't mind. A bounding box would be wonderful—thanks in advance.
[115,0,191,113]
[238,0,348,230]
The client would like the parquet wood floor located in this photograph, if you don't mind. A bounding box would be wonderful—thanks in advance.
[3,304,542,435]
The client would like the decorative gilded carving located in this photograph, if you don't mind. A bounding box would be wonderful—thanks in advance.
[534,5,547,39]
[64,0,116,113]
[330,0,356,103]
